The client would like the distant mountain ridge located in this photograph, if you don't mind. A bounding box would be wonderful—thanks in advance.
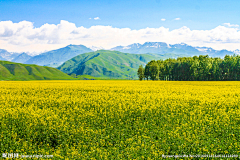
[0,49,20,61]
[111,42,236,58]
[1,42,239,69]
[0,55,6,61]
[25,45,93,67]
[12,53,32,63]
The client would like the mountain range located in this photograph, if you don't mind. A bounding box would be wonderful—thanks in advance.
[111,42,235,58]
[0,49,20,61]
[12,53,32,63]
[0,42,239,80]
[1,42,238,68]
[24,45,93,67]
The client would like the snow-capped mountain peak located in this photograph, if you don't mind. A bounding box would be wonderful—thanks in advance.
[89,46,104,51]
[110,42,237,58]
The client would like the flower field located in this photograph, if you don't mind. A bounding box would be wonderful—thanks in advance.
[0,80,240,159]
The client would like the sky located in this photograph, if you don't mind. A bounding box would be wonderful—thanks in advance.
[0,0,240,54]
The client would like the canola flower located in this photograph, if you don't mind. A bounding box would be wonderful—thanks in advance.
[0,80,240,159]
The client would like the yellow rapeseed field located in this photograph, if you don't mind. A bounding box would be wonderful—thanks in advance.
[0,80,240,159]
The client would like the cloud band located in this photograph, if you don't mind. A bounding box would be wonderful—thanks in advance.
[0,20,240,53]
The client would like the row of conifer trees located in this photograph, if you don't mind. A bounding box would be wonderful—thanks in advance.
[137,55,240,81]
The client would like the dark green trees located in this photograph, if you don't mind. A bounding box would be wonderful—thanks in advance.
[149,61,159,80]
[144,63,151,80]
[139,55,240,81]
[137,65,144,80]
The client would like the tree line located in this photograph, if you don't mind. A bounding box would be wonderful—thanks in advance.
[137,55,240,81]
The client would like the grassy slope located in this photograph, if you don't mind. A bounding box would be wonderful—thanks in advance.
[58,50,160,79]
[0,61,74,80]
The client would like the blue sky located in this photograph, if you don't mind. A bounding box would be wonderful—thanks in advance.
[0,0,240,53]
[0,0,239,30]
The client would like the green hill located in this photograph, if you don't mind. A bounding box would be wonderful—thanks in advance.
[57,50,160,79]
[0,61,74,80]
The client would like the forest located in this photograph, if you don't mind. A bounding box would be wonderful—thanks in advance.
[138,55,240,81]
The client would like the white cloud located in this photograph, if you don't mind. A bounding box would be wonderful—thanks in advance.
[223,23,239,28]
[89,18,92,20]
[161,18,166,21]
[174,18,181,20]
[94,17,100,20]
[0,20,240,54]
